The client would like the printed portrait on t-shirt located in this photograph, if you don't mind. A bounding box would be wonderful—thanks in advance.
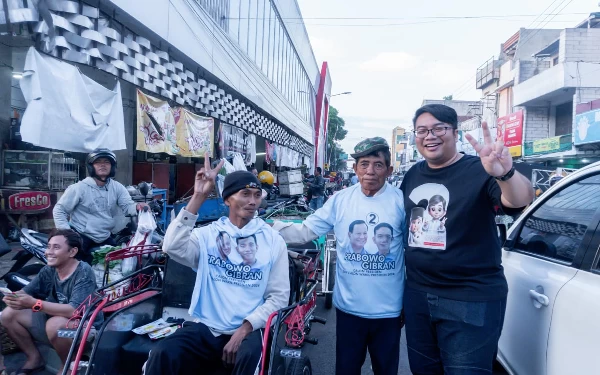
[345,220,368,255]
[207,233,265,284]
[372,223,395,262]
[408,207,425,246]
[235,235,261,272]
[408,183,450,250]
[341,219,398,273]
[215,231,233,264]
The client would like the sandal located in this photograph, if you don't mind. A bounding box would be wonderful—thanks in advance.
[13,364,45,375]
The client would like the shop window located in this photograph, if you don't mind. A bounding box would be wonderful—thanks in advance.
[248,0,258,61]
[228,0,241,44]
[555,102,573,136]
[239,0,250,54]
[256,0,267,70]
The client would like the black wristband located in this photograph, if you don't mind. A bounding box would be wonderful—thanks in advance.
[495,166,516,182]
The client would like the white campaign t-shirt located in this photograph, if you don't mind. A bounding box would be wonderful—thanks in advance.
[304,183,406,319]
[188,217,284,332]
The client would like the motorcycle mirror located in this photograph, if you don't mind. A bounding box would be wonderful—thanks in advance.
[138,182,150,197]
[21,228,43,247]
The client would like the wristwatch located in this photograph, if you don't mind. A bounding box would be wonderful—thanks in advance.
[495,166,516,182]
[32,299,43,312]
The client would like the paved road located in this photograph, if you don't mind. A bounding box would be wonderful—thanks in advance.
[301,297,411,375]
[304,296,508,375]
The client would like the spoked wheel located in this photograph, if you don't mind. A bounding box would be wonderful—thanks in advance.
[286,356,312,375]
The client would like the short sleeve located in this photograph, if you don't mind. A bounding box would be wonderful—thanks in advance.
[22,267,49,299]
[486,177,526,216]
[67,266,98,308]
[303,194,336,236]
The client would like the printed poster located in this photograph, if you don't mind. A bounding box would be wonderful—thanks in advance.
[136,90,179,155]
[174,108,214,157]
[407,183,450,250]
[219,123,248,159]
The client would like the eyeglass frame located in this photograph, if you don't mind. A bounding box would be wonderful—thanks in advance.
[413,124,455,139]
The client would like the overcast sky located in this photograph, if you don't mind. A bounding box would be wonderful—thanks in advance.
[297,0,596,154]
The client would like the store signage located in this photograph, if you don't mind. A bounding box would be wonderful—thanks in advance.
[497,110,524,149]
[524,134,572,156]
[574,108,600,145]
[533,136,561,154]
[9,191,51,211]
[509,147,522,157]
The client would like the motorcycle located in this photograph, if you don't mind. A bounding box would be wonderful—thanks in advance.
[1,228,47,291]
[1,183,164,291]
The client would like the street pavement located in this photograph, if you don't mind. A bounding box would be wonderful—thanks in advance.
[305,295,508,375]
[302,297,410,375]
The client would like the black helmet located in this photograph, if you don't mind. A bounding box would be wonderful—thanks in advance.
[86,148,117,179]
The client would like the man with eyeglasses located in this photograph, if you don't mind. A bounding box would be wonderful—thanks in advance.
[272,137,406,375]
[400,104,534,375]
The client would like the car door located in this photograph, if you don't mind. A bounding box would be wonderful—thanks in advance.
[499,172,600,375]
[545,221,600,375]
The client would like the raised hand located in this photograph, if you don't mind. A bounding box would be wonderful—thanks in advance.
[194,152,225,198]
[465,121,512,178]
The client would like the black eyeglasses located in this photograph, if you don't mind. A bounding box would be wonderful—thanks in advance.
[414,126,453,139]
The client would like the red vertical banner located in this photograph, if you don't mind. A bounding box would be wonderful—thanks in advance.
[496,110,524,157]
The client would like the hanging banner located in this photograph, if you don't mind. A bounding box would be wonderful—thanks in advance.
[136,90,179,155]
[219,123,247,159]
[174,108,214,157]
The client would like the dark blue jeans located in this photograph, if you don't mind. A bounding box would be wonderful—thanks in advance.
[404,287,506,375]
[309,195,324,210]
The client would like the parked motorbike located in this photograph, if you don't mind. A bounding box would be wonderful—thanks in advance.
[1,228,47,291]
[1,183,164,291]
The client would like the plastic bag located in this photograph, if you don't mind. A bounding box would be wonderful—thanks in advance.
[232,153,246,171]
[223,158,236,174]
[121,256,138,276]
[131,209,157,246]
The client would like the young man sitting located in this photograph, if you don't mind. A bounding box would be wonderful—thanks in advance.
[144,155,289,375]
[0,229,99,375]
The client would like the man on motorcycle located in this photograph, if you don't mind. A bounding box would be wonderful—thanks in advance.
[144,154,289,375]
[53,148,146,263]
[0,229,99,375]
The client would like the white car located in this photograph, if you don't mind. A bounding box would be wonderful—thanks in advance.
[498,161,600,375]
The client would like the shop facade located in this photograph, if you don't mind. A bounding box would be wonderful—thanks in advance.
[0,0,326,235]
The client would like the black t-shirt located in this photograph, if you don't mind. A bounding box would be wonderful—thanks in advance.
[400,155,520,301]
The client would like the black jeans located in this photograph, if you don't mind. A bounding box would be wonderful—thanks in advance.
[403,287,507,375]
[144,322,263,375]
[335,308,403,375]
[78,233,116,264]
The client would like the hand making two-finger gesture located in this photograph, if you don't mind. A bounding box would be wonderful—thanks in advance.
[194,152,225,198]
[465,121,512,178]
